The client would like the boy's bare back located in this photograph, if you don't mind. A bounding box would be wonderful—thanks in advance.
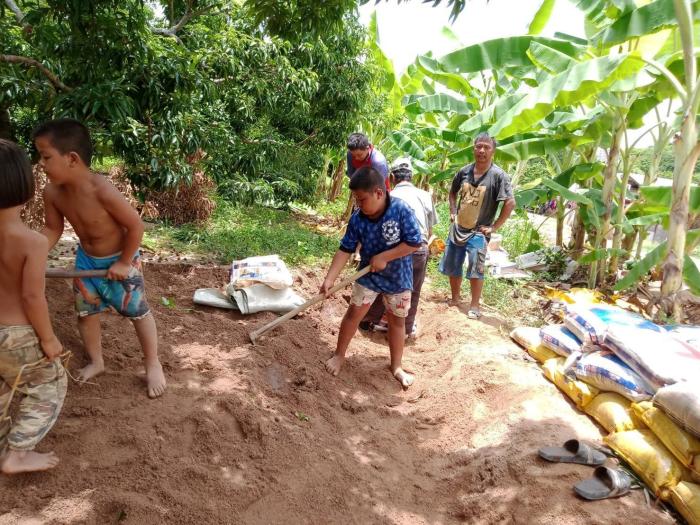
[44,173,133,257]
[0,222,49,327]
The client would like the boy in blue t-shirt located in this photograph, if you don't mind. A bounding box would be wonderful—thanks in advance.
[320,166,422,389]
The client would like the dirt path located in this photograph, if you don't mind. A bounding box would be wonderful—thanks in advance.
[1,264,675,524]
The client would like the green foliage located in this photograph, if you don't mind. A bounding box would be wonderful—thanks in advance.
[1,0,383,204]
[144,198,339,265]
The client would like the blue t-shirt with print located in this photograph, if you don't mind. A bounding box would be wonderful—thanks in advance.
[340,195,422,294]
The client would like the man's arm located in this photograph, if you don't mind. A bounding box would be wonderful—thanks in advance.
[448,191,458,223]
[480,197,516,236]
[41,186,64,249]
[98,181,144,279]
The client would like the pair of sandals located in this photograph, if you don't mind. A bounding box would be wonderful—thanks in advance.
[538,439,638,500]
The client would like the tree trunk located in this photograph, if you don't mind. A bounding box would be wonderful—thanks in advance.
[0,106,11,140]
[328,157,346,201]
[661,0,699,321]
[570,207,586,258]
[556,196,564,247]
[609,157,632,274]
[589,123,623,288]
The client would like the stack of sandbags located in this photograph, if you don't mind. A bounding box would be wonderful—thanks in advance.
[564,303,663,346]
[509,326,558,363]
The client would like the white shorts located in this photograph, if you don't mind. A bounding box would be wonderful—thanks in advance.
[350,283,411,318]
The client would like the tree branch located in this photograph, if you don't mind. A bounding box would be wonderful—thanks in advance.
[4,0,25,25]
[151,4,217,38]
[0,55,72,92]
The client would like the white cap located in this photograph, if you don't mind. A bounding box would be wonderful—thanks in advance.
[390,157,413,174]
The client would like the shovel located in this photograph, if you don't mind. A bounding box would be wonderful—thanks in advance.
[249,266,371,344]
[45,268,108,278]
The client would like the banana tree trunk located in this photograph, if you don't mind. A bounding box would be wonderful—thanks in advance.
[589,123,624,288]
[610,157,632,273]
[661,121,699,319]
[660,0,700,321]
[556,196,565,247]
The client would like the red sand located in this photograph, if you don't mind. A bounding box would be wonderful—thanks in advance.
[0,263,675,524]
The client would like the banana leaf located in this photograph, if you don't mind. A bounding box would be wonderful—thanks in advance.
[528,0,557,35]
[683,255,700,296]
[527,41,576,74]
[597,0,700,47]
[438,36,583,74]
[388,131,426,160]
[614,240,667,290]
[489,53,644,139]
[405,93,474,115]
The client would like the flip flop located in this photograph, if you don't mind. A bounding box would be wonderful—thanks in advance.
[467,308,482,319]
[574,466,633,500]
[538,439,606,466]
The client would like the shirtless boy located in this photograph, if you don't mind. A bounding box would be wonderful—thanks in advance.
[0,139,67,473]
[320,166,422,389]
[34,119,166,398]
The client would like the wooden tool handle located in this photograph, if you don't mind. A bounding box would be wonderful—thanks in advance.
[249,266,371,343]
[45,269,109,278]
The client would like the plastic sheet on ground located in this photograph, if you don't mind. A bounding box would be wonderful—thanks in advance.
[542,357,599,409]
[575,350,654,403]
[584,392,636,434]
[632,401,700,478]
[670,482,700,525]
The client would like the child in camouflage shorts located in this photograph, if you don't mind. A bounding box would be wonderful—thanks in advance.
[0,139,67,474]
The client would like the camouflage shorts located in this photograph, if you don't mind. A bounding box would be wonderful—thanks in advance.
[0,325,67,452]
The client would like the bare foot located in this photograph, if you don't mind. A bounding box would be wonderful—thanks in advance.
[146,360,167,398]
[447,298,460,307]
[77,360,105,383]
[393,368,414,390]
[325,354,344,376]
[1,449,59,474]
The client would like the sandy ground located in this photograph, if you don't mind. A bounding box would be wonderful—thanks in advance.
[0,262,677,525]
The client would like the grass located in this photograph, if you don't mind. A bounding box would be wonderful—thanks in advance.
[144,197,340,265]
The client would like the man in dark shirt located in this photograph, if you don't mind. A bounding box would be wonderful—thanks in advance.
[439,133,516,318]
[346,133,389,191]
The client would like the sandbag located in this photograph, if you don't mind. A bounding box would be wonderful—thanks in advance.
[604,429,686,499]
[632,401,700,477]
[584,392,636,434]
[605,326,700,389]
[229,254,294,290]
[574,350,654,402]
[654,382,700,439]
[666,325,700,347]
[226,283,305,314]
[540,325,582,357]
[670,482,700,525]
[541,357,599,409]
[509,327,542,351]
[564,304,662,345]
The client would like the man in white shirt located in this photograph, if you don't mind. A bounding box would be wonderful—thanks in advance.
[359,157,439,338]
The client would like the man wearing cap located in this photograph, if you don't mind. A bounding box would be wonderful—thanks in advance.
[346,132,390,191]
[439,132,516,319]
[360,157,438,338]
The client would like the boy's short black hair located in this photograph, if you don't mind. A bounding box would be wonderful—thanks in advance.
[347,132,370,151]
[0,139,34,209]
[32,118,93,166]
[349,166,385,193]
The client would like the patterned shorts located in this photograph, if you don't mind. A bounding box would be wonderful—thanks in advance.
[74,246,150,319]
[350,283,411,318]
